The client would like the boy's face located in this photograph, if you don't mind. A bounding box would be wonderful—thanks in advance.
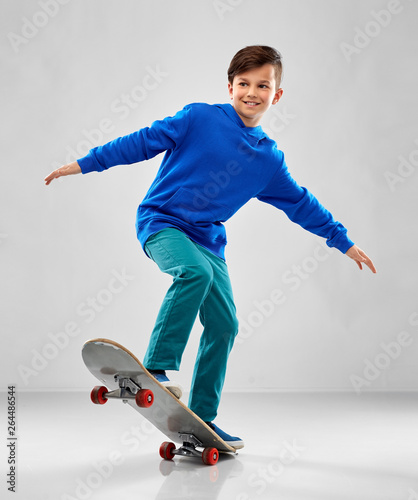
[228,64,283,128]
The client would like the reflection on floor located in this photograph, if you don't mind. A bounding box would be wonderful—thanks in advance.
[6,391,418,499]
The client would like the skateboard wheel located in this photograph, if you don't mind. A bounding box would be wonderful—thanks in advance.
[202,447,219,465]
[135,389,154,408]
[159,441,176,460]
[90,386,108,405]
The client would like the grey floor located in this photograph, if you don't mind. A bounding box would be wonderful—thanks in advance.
[5,391,418,499]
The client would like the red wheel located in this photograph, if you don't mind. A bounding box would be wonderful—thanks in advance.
[202,447,219,465]
[159,441,176,460]
[135,389,154,408]
[90,386,108,405]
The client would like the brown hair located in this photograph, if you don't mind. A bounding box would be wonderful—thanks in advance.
[227,45,283,88]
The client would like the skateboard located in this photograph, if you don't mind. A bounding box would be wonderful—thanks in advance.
[81,338,238,465]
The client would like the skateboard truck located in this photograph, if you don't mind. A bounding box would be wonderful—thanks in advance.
[175,433,203,458]
[90,375,154,408]
[160,433,220,465]
[111,375,142,402]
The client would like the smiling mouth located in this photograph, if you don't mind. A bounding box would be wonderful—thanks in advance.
[243,101,260,106]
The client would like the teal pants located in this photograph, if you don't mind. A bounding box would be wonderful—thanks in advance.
[143,228,239,422]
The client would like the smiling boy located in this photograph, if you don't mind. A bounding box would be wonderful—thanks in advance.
[45,46,376,448]
[228,63,283,127]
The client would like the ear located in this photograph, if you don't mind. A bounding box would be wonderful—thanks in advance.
[228,82,233,99]
[272,88,284,105]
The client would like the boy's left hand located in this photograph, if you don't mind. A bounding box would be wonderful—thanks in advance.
[345,245,377,273]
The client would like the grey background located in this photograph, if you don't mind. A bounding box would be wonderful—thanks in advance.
[1,0,417,393]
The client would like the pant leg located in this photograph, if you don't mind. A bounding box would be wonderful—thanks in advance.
[187,244,239,422]
[144,228,239,422]
[143,228,214,371]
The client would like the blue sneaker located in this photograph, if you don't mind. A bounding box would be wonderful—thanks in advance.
[148,370,183,399]
[206,422,245,449]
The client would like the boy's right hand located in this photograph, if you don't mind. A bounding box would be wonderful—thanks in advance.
[44,161,81,185]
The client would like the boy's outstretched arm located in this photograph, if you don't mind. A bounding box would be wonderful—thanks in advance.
[44,161,81,185]
[345,245,376,273]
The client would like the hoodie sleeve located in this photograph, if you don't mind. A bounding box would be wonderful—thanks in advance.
[77,105,192,174]
[256,153,354,254]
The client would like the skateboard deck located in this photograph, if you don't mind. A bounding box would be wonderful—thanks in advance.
[82,338,237,465]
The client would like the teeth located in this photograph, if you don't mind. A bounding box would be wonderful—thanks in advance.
[245,102,258,106]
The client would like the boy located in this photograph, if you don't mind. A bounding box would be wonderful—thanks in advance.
[45,46,376,448]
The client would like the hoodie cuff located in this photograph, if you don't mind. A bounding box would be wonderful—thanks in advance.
[77,153,99,174]
[327,231,354,254]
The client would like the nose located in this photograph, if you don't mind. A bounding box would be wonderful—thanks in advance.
[246,85,257,98]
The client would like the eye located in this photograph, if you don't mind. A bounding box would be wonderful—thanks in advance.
[259,84,269,89]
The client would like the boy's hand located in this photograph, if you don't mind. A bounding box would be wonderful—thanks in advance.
[345,245,377,273]
[44,161,81,185]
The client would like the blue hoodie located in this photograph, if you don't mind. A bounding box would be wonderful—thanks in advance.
[78,103,354,260]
